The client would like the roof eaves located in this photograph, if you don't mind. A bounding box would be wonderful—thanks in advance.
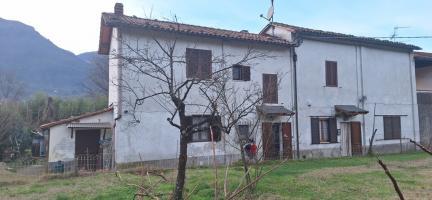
[40,107,113,130]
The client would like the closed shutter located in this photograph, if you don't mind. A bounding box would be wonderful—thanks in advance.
[186,48,198,78]
[242,66,251,81]
[326,61,338,87]
[185,116,193,142]
[329,117,338,143]
[209,116,222,141]
[262,74,278,103]
[392,116,401,139]
[383,116,392,140]
[281,122,292,159]
[311,118,320,144]
[199,49,212,79]
[262,122,273,159]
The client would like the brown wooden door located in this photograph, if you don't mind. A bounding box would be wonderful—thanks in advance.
[75,129,101,170]
[350,122,362,156]
[282,123,292,159]
[262,122,273,160]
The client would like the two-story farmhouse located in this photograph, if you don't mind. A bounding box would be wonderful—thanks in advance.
[41,3,421,169]
[261,23,420,158]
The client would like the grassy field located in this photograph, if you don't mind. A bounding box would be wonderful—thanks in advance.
[1,152,432,199]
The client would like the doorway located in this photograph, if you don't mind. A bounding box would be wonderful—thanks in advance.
[340,122,362,156]
[75,129,101,170]
[262,122,292,160]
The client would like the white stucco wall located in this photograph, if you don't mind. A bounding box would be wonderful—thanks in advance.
[292,39,418,156]
[113,29,294,163]
[416,66,432,91]
[47,111,113,162]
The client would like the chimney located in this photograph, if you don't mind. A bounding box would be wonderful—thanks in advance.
[114,3,124,15]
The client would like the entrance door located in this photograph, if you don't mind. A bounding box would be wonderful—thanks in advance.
[350,122,362,156]
[75,129,101,170]
[262,122,292,160]
[340,122,352,156]
[282,123,292,159]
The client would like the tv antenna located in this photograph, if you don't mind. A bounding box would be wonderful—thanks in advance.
[391,26,409,41]
[260,0,275,35]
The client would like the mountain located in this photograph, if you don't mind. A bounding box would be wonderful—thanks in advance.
[0,18,93,96]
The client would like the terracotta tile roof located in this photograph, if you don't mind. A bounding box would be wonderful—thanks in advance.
[262,22,421,51]
[101,13,293,47]
[415,51,432,58]
[414,51,432,68]
[40,107,113,130]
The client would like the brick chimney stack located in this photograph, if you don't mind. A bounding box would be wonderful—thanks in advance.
[114,3,124,15]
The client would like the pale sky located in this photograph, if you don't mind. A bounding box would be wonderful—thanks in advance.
[1,0,431,55]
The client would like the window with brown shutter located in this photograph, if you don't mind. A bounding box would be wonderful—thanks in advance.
[262,74,278,103]
[232,65,251,81]
[383,116,401,140]
[186,48,212,80]
[189,115,221,143]
[311,117,337,144]
[325,61,338,87]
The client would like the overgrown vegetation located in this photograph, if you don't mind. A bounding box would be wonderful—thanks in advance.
[0,92,107,161]
[1,152,431,199]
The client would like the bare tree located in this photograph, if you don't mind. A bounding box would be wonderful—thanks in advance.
[116,29,275,198]
[0,69,25,101]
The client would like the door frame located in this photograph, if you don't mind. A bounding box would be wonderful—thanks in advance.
[262,122,292,160]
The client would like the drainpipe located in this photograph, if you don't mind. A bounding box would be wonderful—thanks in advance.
[291,38,302,159]
[292,49,300,159]
[408,52,417,143]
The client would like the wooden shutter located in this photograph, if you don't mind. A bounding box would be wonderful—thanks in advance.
[311,118,320,144]
[326,61,338,87]
[329,117,338,143]
[185,116,193,142]
[209,116,222,141]
[392,116,401,139]
[262,74,278,103]
[281,122,292,159]
[383,116,392,140]
[199,49,212,79]
[262,122,273,160]
[242,66,251,81]
[186,48,198,78]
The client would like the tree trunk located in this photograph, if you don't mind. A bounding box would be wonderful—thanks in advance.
[174,134,188,200]
[239,143,251,186]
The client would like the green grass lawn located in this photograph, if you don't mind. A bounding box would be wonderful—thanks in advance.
[1,152,432,200]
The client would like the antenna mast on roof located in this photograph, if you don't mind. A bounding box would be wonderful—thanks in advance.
[391,26,409,41]
[260,0,275,36]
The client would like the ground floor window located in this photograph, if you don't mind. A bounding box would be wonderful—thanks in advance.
[189,115,221,142]
[311,117,337,144]
[383,116,401,140]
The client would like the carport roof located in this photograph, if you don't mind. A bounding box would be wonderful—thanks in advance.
[40,107,113,130]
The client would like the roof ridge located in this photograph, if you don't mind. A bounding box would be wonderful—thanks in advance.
[269,22,420,50]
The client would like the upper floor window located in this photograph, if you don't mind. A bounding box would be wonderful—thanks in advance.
[325,61,338,87]
[232,65,251,81]
[186,48,212,80]
[311,117,337,144]
[383,116,401,140]
[262,74,278,104]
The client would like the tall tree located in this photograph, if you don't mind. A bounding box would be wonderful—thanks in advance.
[0,69,25,101]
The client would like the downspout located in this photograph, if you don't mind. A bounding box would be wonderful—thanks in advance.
[359,46,367,152]
[291,38,302,159]
[408,52,417,143]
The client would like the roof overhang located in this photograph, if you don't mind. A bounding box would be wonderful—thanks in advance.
[40,107,113,130]
[335,105,368,117]
[67,123,112,129]
[257,105,295,117]
[414,52,432,68]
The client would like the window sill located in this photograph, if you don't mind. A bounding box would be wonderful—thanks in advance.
[323,85,341,88]
[312,142,339,145]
